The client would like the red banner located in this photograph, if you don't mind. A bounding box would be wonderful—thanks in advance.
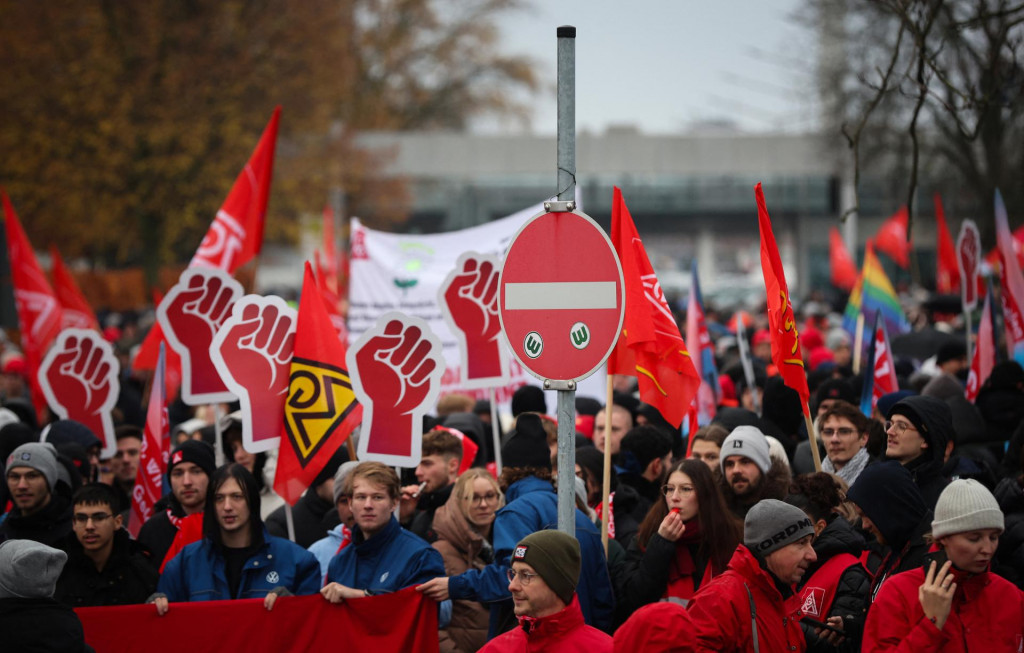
[128,343,168,537]
[76,589,439,653]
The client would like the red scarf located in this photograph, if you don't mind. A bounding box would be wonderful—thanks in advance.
[663,519,707,601]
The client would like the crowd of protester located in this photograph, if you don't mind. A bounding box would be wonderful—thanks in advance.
[1,301,1024,652]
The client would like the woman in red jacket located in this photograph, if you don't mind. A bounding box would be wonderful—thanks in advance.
[863,479,1024,651]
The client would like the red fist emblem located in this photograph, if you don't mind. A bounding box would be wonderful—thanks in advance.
[348,312,444,467]
[439,252,508,387]
[210,296,296,452]
[157,267,243,404]
[38,329,120,457]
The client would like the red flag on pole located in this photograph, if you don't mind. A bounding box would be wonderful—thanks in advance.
[755,183,810,416]
[868,312,898,413]
[874,206,911,269]
[995,190,1024,366]
[608,187,700,427]
[275,263,362,505]
[322,204,339,295]
[2,190,62,418]
[934,195,960,294]
[966,289,994,403]
[829,227,858,291]
[136,108,281,374]
[128,344,169,537]
[49,245,99,331]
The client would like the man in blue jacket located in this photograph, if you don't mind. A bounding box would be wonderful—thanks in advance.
[417,413,615,637]
[152,464,320,614]
[321,462,445,600]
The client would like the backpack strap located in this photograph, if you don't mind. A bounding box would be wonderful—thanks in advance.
[744,583,760,653]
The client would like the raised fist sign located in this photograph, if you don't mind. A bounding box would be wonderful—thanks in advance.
[348,312,444,467]
[439,252,508,388]
[210,296,296,453]
[38,329,120,458]
[957,220,981,310]
[157,267,243,404]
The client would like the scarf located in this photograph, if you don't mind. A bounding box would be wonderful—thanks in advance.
[664,519,705,601]
[822,446,870,485]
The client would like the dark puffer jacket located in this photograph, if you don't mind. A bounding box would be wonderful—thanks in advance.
[797,516,871,653]
[55,529,158,607]
[993,477,1024,589]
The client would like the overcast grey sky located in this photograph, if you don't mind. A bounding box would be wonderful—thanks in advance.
[476,0,816,135]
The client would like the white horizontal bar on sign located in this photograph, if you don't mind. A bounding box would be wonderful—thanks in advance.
[504,282,618,310]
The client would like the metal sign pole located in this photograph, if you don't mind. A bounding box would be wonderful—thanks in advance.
[554,25,577,537]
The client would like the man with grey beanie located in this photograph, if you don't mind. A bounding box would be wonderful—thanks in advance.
[1,442,74,547]
[864,478,1023,649]
[718,425,792,519]
[0,539,90,652]
[689,499,816,652]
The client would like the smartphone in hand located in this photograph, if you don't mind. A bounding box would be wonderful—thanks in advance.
[802,616,845,636]
[922,549,949,574]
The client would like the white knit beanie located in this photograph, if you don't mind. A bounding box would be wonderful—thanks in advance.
[720,426,772,475]
[931,479,1004,539]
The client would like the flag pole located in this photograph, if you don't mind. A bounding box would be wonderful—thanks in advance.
[803,407,823,472]
[852,312,865,374]
[965,309,973,364]
[489,388,503,475]
[601,374,613,554]
[284,504,296,543]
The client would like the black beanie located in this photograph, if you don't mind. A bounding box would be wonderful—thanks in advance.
[847,461,926,548]
[619,426,672,474]
[502,414,551,470]
[169,440,216,479]
[511,386,546,417]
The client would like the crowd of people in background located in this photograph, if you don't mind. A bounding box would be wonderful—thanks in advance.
[1,299,1024,652]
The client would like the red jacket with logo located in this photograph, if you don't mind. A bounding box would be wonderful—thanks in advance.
[688,545,806,653]
[479,595,612,653]
[863,566,1024,652]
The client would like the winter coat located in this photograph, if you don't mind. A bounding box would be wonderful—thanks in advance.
[688,544,806,653]
[863,565,1024,651]
[265,489,339,549]
[55,529,158,607]
[307,523,350,579]
[325,516,445,593]
[607,483,644,548]
[479,595,612,653]
[614,526,713,620]
[888,395,952,510]
[408,482,454,542]
[720,457,792,520]
[136,495,187,570]
[868,510,932,605]
[795,517,870,653]
[446,476,615,637]
[158,530,321,601]
[0,597,91,653]
[432,497,491,653]
[994,477,1024,589]
[0,491,73,547]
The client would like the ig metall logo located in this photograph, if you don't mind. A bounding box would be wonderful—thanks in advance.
[524,332,543,359]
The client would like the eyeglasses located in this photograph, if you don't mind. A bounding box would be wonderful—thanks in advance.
[884,420,916,434]
[73,512,113,525]
[662,484,695,497]
[820,427,856,438]
[469,492,499,505]
[507,569,539,585]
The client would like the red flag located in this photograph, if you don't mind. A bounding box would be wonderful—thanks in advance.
[966,289,994,403]
[275,263,362,505]
[2,190,62,417]
[829,227,858,291]
[995,191,1024,366]
[128,344,169,537]
[314,249,348,342]
[934,195,959,294]
[609,187,700,427]
[49,245,99,331]
[755,183,810,416]
[874,206,911,268]
[870,315,898,411]
[136,108,281,373]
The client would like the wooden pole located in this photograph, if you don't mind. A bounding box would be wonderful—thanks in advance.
[852,312,865,374]
[804,407,822,472]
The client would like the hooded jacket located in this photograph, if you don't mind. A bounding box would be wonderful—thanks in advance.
[993,477,1024,588]
[479,595,612,653]
[887,396,952,509]
[325,516,445,594]
[432,495,492,653]
[55,528,158,607]
[862,565,1024,651]
[447,475,615,637]
[796,516,870,653]
[158,529,321,601]
[688,544,806,653]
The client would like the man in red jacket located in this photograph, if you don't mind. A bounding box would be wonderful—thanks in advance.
[688,499,816,652]
[481,530,611,652]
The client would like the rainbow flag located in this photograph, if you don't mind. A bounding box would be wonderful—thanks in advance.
[843,240,909,343]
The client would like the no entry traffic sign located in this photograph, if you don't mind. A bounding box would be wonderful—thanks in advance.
[499,209,624,383]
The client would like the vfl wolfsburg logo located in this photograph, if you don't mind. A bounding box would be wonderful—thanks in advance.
[284,357,359,466]
[570,322,590,349]
[524,332,543,359]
